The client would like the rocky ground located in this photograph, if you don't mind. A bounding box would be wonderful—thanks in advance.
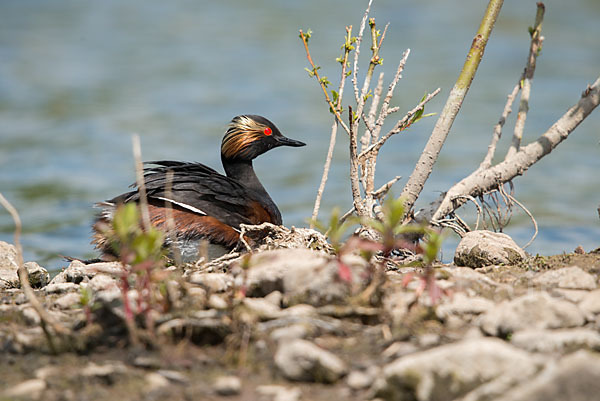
[1,230,600,401]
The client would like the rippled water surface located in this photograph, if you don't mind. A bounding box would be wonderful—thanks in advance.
[1,0,599,271]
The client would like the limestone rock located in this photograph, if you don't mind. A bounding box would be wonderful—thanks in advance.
[346,366,379,390]
[44,282,79,294]
[213,375,242,396]
[454,230,526,268]
[242,297,282,320]
[23,262,50,288]
[373,338,541,401]
[256,385,302,401]
[145,372,170,391]
[479,292,586,337]
[188,272,232,292]
[4,378,46,399]
[494,351,600,401]
[0,241,49,289]
[533,266,597,290]
[274,338,347,383]
[435,292,494,320]
[510,328,600,353]
[88,274,118,292]
[245,249,329,297]
[579,289,600,315]
[49,260,122,285]
[53,292,82,309]
[244,249,369,306]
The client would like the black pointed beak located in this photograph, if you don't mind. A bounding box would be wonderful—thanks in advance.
[276,136,306,147]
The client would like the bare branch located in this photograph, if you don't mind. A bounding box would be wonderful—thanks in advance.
[362,72,385,150]
[359,88,441,160]
[401,0,504,214]
[352,0,374,105]
[310,25,354,227]
[299,30,351,135]
[432,76,600,221]
[348,106,367,216]
[506,2,545,158]
[372,175,402,199]
[480,83,520,169]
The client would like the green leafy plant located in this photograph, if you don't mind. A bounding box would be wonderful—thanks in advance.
[105,203,170,345]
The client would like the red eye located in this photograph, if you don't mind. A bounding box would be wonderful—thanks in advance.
[264,127,272,136]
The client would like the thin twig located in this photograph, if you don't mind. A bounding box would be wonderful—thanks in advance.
[311,26,354,227]
[372,175,402,200]
[480,83,521,169]
[132,134,151,231]
[364,72,385,141]
[0,193,71,345]
[505,191,538,248]
[451,194,483,230]
[359,88,441,160]
[299,30,351,135]
[352,0,375,105]
[375,49,411,132]
[506,2,545,158]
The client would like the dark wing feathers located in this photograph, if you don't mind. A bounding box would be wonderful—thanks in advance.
[111,161,259,228]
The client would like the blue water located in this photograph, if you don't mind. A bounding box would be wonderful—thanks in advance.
[1,0,599,272]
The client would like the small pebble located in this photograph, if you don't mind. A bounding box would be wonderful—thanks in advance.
[213,375,241,396]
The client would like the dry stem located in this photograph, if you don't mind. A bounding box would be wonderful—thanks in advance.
[506,2,545,158]
[0,193,72,347]
[310,25,354,227]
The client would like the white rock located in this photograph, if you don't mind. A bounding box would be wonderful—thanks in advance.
[145,372,170,391]
[4,378,46,399]
[552,289,590,303]
[44,282,79,294]
[579,289,600,315]
[50,260,122,285]
[256,385,302,401]
[274,338,347,383]
[284,304,317,317]
[264,290,283,306]
[533,266,597,290]
[53,292,82,309]
[81,361,127,379]
[243,297,281,320]
[346,366,379,390]
[510,328,600,353]
[479,292,586,336]
[244,249,369,306]
[381,342,419,362]
[88,274,118,292]
[435,292,494,319]
[373,338,541,401]
[270,324,309,342]
[20,306,41,325]
[454,230,526,267]
[494,350,600,401]
[207,294,228,310]
[213,375,241,396]
[188,272,232,292]
[0,241,49,289]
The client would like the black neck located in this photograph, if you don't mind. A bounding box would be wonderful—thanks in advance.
[222,159,267,195]
[221,157,282,225]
